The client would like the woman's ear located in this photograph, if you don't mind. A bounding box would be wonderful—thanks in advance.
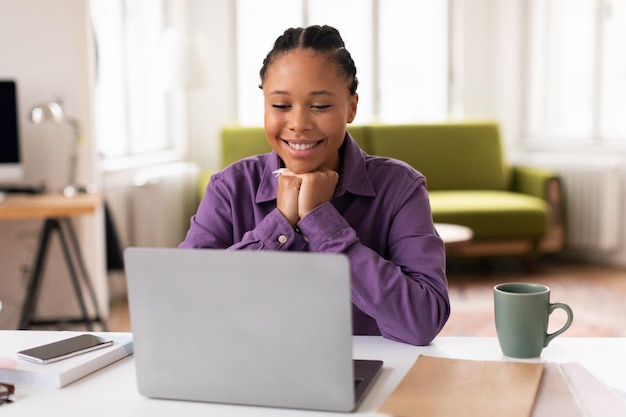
[347,93,358,123]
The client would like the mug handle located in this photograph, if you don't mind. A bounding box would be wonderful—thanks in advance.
[544,302,574,347]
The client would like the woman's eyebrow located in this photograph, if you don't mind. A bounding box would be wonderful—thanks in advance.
[268,90,335,96]
[309,90,335,97]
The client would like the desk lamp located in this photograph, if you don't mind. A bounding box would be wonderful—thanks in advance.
[29,100,83,198]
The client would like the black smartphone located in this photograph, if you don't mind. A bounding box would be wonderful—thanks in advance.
[17,334,114,364]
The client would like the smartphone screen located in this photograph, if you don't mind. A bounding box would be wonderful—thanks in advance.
[17,334,114,364]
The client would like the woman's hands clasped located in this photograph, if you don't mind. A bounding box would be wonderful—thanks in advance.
[276,167,339,228]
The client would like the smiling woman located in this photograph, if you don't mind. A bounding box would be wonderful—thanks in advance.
[262,49,357,175]
[179,25,450,346]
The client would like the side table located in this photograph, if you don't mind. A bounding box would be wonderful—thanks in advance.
[435,223,474,250]
[0,192,107,330]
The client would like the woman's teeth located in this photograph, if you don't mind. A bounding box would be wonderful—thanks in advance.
[288,141,317,150]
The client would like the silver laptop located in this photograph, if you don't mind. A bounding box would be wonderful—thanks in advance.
[123,247,383,412]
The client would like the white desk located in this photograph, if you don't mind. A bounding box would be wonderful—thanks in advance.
[3,332,626,416]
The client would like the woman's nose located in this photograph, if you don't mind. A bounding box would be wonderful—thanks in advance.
[287,106,312,133]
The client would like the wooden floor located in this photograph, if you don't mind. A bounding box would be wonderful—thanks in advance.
[108,256,626,337]
[440,256,626,337]
[108,297,132,333]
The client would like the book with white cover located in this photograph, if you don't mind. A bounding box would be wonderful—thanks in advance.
[0,331,133,388]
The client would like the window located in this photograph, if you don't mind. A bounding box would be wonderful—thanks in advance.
[378,0,448,122]
[526,0,626,143]
[235,0,302,126]
[236,0,449,125]
[91,1,449,160]
[91,0,180,161]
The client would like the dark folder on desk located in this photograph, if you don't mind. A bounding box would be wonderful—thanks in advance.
[124,248,382,412]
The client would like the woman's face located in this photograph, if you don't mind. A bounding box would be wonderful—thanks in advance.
[262,49,358,174]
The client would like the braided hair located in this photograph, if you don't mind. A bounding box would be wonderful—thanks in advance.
[259,25,359,95]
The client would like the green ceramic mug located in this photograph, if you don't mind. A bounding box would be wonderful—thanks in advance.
[494,282,574,358]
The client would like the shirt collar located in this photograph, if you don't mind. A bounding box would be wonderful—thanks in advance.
[255,132,376,203]
[336,132,376,197]
[256,153,282,203]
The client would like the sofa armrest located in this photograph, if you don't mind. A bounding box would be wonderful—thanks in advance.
[511,164,563,220]
[511,165,565,253]
[511,166,558,198]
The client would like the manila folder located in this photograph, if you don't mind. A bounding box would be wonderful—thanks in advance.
[379,355,544,417]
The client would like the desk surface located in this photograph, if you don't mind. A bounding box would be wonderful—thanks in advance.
[2,332,625,416]
[0,193,101,220]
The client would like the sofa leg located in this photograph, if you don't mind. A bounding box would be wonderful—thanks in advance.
[523,255,538,273]
[478,257,493,274]
[524,242,540,273]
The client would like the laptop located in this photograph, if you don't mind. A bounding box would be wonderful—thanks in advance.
[123,247,383,412]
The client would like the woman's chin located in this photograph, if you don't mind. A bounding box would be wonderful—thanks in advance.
[284,163,320,174]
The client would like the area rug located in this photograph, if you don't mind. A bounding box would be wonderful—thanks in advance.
[439,258,626,337]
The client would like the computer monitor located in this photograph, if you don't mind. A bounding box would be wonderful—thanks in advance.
[0,80,23,184]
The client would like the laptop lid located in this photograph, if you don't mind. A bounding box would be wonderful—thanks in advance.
[124,247,381,412]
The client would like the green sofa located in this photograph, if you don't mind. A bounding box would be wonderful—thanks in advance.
[202,121,564,262]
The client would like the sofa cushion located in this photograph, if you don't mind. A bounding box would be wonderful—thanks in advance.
[429,190,550,240]
[345,125,369,150]
[221,127,271,167]
[364,122,507,191]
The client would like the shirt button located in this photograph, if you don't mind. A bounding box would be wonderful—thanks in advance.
[278,235,288,244]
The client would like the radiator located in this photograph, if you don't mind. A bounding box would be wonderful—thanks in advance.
[522,154,623,252]
[131,162,200,248]
[103,161,200,250]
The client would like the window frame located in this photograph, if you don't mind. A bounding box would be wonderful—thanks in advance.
[235,0,450,126]
[522,0,626,148]
[91,0,187,170]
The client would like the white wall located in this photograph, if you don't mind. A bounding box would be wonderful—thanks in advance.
[0,0,107,328]
[184,0,238,171]
[449,0,524,149]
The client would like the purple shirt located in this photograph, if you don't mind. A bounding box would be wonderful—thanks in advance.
[180,133,450,345]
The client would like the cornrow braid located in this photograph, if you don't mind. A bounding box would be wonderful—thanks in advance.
[259,25,359,95]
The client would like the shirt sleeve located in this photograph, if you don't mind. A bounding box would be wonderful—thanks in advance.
[179,170,302,251]
[229,209,301,251]
[296,182,450,346]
